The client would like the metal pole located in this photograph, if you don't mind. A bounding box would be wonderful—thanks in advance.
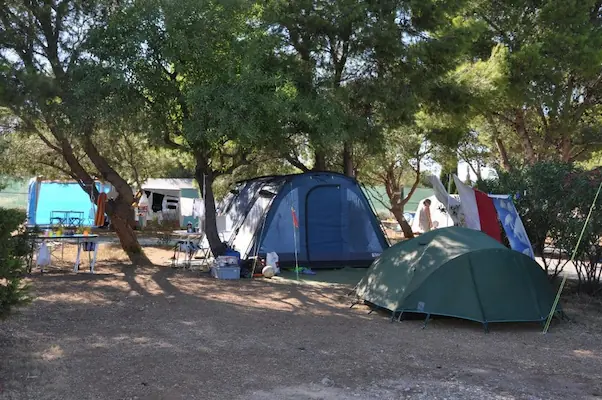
[543,180,602,333]
[203,174,206,233]
[447,174,452,226]
[291,183,299,280]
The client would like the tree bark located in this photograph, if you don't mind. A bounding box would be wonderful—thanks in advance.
[83,137,135,207]
[390,204,414,239]
[83,137,149,265]
[194,159,226,257]
[485,113,512,171]
[285,154,311,172]
[342,141,354,177]
[381,163,420,239]
[313,151,327,171]
[560,134,573,162]
[494,137,512,171]
[514,109,536,164]
[107,197,149,265]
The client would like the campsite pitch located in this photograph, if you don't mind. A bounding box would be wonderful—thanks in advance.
[1,244,602,400]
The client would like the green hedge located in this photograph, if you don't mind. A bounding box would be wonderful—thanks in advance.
[0,208,32,318]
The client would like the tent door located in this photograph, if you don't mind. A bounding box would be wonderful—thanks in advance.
[305,185,344,263]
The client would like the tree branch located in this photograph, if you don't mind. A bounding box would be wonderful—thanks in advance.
[477,13,513,45]
[491,110,516,126]
[402,162,421,206]
[35,130,61,153]
[38,160,78,180]
[568,146,589,162]
[536,105,550,140]
[285,153,311,172]
[222,151,253,175]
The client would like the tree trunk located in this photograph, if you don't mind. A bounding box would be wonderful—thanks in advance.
[560,134,572,162]
[514,109,536,164]
[390,204,414,239]
[83,136,149,265]
[106,198,149,265]
[195,164,226,257]
[381,162,420,239]
[84,137,135,207]
[342,141,354,177]
[494,137,512,171]
[313,151,327,171]
[486,113,512,171]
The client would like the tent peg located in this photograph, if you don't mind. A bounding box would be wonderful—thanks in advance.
[397,311,404,322]
[422,314,430,330]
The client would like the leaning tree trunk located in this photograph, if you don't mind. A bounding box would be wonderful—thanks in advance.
[194,165,226,257]
[390,204,414,239]
[106,198,149,265]
[382,162,421,239]
[83,137,149,265]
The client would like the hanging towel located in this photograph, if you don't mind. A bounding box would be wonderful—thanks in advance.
[37,243,51,266]
[452,175,502,242]
[95,192,107,227]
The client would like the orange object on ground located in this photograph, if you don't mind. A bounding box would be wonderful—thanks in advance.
[94,192,107,227]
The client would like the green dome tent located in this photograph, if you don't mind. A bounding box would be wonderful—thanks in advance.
[355,227,558,328]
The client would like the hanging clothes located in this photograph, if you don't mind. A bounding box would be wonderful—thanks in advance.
[94,193,107,227]
[166,197,178,210]
[151,193,164,212]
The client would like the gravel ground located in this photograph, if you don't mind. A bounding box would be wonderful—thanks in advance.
[1,244,602,400]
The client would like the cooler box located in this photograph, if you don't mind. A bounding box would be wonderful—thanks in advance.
[211,265,240,280]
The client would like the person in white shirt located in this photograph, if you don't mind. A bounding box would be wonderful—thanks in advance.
[417,199,433,233]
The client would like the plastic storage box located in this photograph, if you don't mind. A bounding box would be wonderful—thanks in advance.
[211,265,240,280]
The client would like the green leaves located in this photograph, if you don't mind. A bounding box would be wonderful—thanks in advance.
[0,207,31,318]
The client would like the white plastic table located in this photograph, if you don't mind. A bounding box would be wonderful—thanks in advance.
[32,234,100,273]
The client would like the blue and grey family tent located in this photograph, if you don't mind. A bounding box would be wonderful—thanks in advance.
[218,172,389,268]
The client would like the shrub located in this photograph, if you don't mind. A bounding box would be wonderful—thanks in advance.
[481,161,602,291]
[481,162,577,278]
[0,207,32,318]
[555,168,602,294]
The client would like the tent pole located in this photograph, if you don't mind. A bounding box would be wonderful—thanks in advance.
[543,180,602,334]
[447,174,451,227]
[202,174,206,234]
[293,211,299,281]
[250,205,271,279]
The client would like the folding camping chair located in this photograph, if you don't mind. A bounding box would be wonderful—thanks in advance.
[172,234,211,269]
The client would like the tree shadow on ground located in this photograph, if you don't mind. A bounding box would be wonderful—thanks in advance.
[2,264,602,400]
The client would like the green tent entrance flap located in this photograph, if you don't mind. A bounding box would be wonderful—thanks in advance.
[355,227,558,325]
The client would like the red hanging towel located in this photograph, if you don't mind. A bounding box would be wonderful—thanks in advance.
[474,189,502,242]
[95,192,107,227]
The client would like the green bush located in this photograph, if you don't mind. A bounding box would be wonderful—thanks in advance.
[481,162,601,292]
[0,207,32,318]
[555,168,602,294]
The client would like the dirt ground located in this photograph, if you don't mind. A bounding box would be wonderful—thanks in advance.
[2,244,602,400]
